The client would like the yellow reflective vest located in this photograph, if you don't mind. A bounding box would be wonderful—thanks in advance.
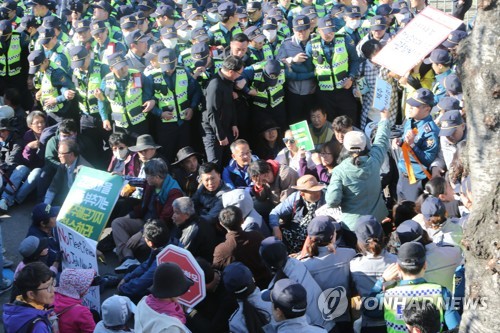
[310,34,349,91]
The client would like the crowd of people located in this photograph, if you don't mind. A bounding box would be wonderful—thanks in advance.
[0,0,474,331]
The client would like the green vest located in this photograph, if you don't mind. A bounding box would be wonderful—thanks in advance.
[290,3,327,19]
[41,63,64,113]
[0,32,22,77]
[209,23,242,47]
[310,34,349,91]
[180,47,195,71]
[59,32,70,46]
[384,283,445,333]
[103,69,146,128]
[50,43,71,71]
[278,22,291,38]
[93,38,121,65]
[250,61,285,109]
[152,68,190,123]
[73,61,103,115]
[250,44,274,63]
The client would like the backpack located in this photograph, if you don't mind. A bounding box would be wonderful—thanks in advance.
[14,315,52,333]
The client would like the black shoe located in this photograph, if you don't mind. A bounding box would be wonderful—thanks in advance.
[97,233,116,253]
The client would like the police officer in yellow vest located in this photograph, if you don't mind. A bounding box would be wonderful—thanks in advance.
[0,1,21,29]
[366,242,460,333]
[0,19,32,109]
[97,51,155,139]
[188,42,223,90]
[338,6,370,45]
[306,16,361,124]
[148,48,202,162]
[28,49,76,125]
[37,27,70,71]
[208,2,241,51]
[25,0,57,25]
[68,45,111,168]
[244,26,275,65]
[91,19,126,66]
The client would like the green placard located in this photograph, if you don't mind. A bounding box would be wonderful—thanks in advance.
[290,120,315,151]
[58,166,124,241]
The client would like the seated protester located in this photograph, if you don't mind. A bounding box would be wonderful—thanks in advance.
[118,219,170,303]
[135,263,192,333]
[3,263,57,333]
[14,236,59,278]
[26,203,61,269]
[332,115,370,148]
[275,129,315,172]
[18,111,48,205]
[247,159,298,217]
[395,220,462,291]
[299,216,356,330]
[222,189,271,236]
[54,268,97,333]
[326,110,391,230]
[213,206,271,289]
[259,237,334,332]
[263,279,327,333]
[171,146,203,197]
[112,158,182,271]
[403,300,442,333]
[192,162,231,225]
[253,120,284,161]
[107,132,137,176]
[223,262,273,333]
[299,140,343,185]
[309,106,334,150]
[421,196,463,248]
[350,215,398,332]
[222,139,259,190]
[269,175,326,253]
[0,117,26,214]
[94,295,136,333]
[414,177,461,222]
[44,140,93,206]
[365,242,460,331]
[171,197,217,263]
[391,200,418,230]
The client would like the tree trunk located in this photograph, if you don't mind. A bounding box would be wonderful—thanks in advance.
[456,0,500,331]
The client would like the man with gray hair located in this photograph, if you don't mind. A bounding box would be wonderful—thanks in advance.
[113,158,183,273]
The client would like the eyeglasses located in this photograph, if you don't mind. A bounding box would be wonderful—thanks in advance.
[58,151,72,156]
[283,138,295,144]
[236,150,252,158]
[35,279,56,293]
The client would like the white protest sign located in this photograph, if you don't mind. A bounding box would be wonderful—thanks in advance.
[56,222,100,312]
[372,6,463,76]
[372,77,392,111]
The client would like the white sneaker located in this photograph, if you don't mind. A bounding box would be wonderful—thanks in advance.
[115,258,140,273]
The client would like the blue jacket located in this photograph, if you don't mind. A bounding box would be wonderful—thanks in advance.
[191,181,231,225]
[222,156,259,190]
[269,191,326,229]
[3,302,53,333]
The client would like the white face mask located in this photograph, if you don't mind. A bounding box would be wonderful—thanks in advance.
[346,19,361,30]
[207,12,219,23]
[188,19,204,29]
[178,29,192,41]
[162,38,178,48]
[263,29,277,42]
[239,21,248,29]
[113,148,128,160]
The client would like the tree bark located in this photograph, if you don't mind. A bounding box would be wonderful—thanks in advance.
[456,0,500,331]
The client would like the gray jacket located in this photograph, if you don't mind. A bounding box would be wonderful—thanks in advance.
[267,316,327,333]
[229,287,274,333]
[277,36,316,95]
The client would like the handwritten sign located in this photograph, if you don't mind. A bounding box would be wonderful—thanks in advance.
[58,167,124,241]
[290,120,315,151]
[372,77,392,111]
[372,6,463,76]
[57,222,100,311]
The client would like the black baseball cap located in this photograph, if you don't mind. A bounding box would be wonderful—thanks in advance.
[262,278,307,315]
[406,88,435,107]
[439,110,464,137]
[107,51,128,70]
[28,50,46,74]
[157,48,177,71]
[398,242,426,270]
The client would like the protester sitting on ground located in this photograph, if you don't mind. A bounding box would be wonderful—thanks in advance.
[269,175,326,252]
[94,295,136,333]
[107,132,137,176]
[275,129,315,172]
[213,206,271,289]
[127,134,166,179]
[223,262,273,332]
[350,215,398,331]
[309,105,334,150]
[415,176,461,222]
[192,162,231,225]
[299,140,343,184]
[54,268,97,333]
[222,139,259,190]
[3,262,57,333]
[421,196,463,248]
[253,120,284,161]
[14,235,59,279]
[262,278,327,332]
[135,263,193,332]
[26,203,61,268]
[222,188,270,236]
[170,197,217,263]
[171,146,203,197]
[118,219,170,303]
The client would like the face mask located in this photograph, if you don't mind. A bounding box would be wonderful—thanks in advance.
[113,148,128,160]
[207,12,219,23]
[162,38,178,48]
[346,19,361,30]
[178,29,192,41]
[59,134,77,141]
[263,29,277,41]
[239,21,248,29]
[188,19,204,29]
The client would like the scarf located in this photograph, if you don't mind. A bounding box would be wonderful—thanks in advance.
[145,295,186,324]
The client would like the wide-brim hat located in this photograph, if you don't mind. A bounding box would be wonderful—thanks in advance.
[291,174,325,192]
[149,262,194,298]
[128,134,161,152]
[171,146,202,166]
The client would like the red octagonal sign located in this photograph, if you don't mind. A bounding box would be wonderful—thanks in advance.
[157,245,206,308]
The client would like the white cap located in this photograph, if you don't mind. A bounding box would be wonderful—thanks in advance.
[343,131,367,152]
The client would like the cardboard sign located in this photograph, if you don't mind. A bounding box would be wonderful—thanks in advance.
[372,77,392,111]
[290,120,315,151]
[58,167,124,241]
[57,222,100,312]
[157,245,206,308]
[372,6,463,76]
